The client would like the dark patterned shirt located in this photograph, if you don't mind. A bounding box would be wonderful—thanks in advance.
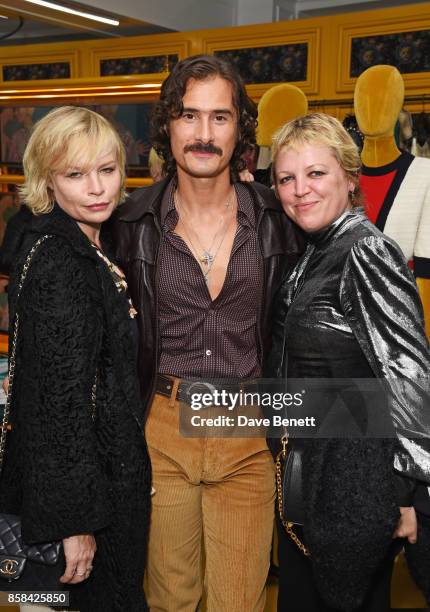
[158,179,263,379]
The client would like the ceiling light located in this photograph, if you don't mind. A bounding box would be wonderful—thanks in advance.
[23,0,119,26]
[0,14,8,18]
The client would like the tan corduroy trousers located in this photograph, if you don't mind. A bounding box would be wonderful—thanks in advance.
[145,390,275,612]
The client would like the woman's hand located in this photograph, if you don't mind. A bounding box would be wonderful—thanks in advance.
[238,169,254,182]
[392,506,418,543]
[60,534,96,584]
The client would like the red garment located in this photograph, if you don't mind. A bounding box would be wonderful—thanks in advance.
[360,153,418,272]
[361,170,397,225]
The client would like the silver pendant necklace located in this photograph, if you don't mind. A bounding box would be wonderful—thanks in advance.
[201,250,214,268]
[175,189,235,285]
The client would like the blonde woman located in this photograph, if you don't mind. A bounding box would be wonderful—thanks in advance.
[267,113,430,611]
[0,106,150,611]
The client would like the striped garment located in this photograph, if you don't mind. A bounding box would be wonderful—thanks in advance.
[361,152,430,279]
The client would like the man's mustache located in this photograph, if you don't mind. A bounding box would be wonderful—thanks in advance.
[184,143,223,156]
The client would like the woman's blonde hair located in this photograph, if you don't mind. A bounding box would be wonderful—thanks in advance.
[20,105,126,214]
[272,112,362,206]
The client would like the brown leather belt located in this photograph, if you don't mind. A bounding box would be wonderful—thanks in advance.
[155,374,257,405]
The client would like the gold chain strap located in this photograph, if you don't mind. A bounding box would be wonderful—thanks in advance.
[275,434,311,557]
[91,374,97,421]
[0,235,53,475]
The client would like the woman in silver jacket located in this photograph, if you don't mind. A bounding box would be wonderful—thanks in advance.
[267,112,430,612]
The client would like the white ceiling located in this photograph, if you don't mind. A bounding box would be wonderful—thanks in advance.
[78,0,430,30]
[0,0,429,43]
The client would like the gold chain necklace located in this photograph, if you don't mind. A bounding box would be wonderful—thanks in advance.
[91,244,137,318]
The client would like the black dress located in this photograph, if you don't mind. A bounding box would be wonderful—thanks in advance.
[0,205,151,612]
[267,208,430,610]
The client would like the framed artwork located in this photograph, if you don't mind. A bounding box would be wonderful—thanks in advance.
[202,27,320,100]
[337,19,430,94]
[0,102,156,172]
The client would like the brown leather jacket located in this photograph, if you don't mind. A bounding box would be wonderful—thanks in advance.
[113,177,305,417]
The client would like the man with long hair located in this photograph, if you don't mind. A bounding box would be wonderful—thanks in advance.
[114,54,303,611]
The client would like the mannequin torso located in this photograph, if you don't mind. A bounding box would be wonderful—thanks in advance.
[355,65,430,337]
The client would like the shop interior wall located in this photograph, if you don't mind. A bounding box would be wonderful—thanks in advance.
[0,0,429,185]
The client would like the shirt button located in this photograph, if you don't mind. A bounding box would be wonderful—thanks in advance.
[205,349,212,356]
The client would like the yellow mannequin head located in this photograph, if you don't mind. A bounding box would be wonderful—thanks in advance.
[354,65,404,136]
[257,84,308,146]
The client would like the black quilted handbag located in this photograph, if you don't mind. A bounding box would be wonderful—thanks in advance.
[0,514,65,590]
[0,235,65,590]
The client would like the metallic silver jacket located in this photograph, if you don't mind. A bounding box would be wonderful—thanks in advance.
[270,208,430,485]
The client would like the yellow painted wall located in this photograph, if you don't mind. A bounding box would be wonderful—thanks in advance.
[0,0,429,194]
[0,1,429,113]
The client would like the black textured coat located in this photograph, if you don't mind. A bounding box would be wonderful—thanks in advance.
[0,205,151,612]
